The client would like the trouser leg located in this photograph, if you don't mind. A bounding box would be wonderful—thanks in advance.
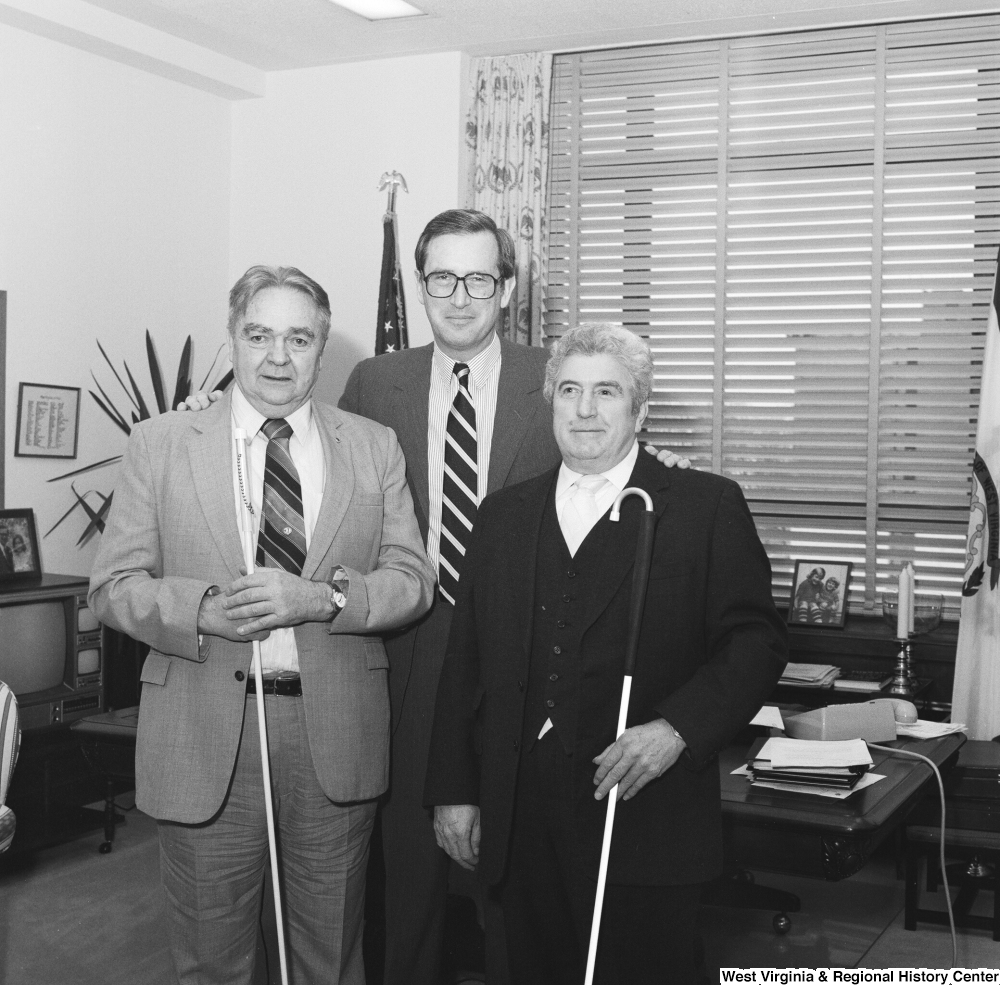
[382,605,452,985]
[268,695,376,985]
[157,704,269,985]
[158,695,378,985]
[500,733,593,985]
[605,882,703,985]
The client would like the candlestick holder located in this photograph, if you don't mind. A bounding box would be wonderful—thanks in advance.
[889,637,915,699]
[881,593,943,700]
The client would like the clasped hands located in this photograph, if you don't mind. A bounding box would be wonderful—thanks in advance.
[197,567,334,643]
[433,719,685,870]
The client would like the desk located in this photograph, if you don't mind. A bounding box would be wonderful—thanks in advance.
[720,733,965,882]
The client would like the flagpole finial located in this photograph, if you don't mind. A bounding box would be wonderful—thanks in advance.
[378,171,409,216]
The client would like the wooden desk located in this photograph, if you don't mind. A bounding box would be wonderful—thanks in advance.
[720,733,965,882]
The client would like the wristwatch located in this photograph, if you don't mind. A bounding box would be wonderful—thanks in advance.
[327,565,349,619]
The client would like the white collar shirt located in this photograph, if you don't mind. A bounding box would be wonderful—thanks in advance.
[230,385,326,675]
[555,440,640,553]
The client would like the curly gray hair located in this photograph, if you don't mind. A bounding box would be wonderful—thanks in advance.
[543,323,652,414]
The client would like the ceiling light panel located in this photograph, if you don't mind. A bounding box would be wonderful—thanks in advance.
[326,0,424,20]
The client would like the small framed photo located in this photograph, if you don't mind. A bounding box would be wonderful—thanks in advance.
[0,510,42,581]
[15,382,81,459]
[788,559,852,628]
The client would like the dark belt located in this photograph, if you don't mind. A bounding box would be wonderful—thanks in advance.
[246,675,302,697]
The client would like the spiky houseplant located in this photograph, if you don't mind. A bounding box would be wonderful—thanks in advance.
[46,333,233,545]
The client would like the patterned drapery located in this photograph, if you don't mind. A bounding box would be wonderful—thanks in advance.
[464,53,552,347]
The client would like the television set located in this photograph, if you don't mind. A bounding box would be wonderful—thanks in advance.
[0,574,103,731]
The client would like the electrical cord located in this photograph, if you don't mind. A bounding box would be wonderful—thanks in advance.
[868,741,956,969]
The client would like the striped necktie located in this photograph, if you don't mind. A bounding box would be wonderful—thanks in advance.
[256,418,307,575]
[439,363,478,605]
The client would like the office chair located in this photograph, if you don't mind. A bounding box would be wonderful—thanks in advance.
[0,680,20,853]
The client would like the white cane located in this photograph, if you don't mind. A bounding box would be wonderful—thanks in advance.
[584,487,656,985]
[234,428,290,985]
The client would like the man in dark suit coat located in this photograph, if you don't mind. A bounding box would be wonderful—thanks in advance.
[339,209,559,985]
[425,324,788,984]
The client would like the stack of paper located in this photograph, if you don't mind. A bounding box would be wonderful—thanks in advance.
[779,662,840,688]
[896,720,967,739]
[747,737,874,793]
[832,669,893,692]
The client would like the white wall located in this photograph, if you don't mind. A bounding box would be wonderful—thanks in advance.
[230,51,467,406]
[0,23,232,578]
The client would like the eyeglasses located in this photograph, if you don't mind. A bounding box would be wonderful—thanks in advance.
[423,271,499,300]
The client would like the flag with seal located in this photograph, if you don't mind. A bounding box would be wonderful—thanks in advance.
[953,249,1000,739]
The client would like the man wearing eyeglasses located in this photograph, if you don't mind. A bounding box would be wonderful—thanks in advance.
[339,209,558,985]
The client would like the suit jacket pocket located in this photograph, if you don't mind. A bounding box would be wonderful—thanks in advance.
[364,637,390,670]
[140,651,171,686]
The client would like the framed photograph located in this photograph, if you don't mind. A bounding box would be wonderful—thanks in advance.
[0,510,42,581]
[15,382,81,459]
[788,559,852,628]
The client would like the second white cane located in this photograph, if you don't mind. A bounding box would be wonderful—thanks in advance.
[234,428,290,985]
[584,487,656,985]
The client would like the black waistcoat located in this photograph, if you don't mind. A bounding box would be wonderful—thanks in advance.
[523,489,616,756]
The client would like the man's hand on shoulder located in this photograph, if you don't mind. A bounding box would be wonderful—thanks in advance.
[644,444,691,469]
[176,390,223,412]
[197,591,270,642]
[221,568,335,634]
[433,805,480,871]
[592,719,686,802]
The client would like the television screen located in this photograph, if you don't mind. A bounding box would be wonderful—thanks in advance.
[0,600,66,695]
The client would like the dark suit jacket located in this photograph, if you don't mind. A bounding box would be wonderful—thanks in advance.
[424,451,788,887]
[338,339,560,728]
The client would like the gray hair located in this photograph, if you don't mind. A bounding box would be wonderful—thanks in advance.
[227,265,331,340]
[543,323,653,414]
[414,209,516,282]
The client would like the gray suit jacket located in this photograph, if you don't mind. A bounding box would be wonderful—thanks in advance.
[89,391,435,823]
[339,338,560,728]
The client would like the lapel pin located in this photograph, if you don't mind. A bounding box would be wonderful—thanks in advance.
[283,526,292,535]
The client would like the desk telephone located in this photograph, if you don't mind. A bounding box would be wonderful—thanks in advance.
[783,698,918,742]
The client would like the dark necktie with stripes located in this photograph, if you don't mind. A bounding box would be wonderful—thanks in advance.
[439,363,478,605]
[256,418,307,576]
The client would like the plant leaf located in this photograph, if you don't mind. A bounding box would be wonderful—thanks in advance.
[124,361,151,421]
[198,342,229,391]
[90,373,130,432]
[146,330,168,415]
[90,391,131,436]
[47,454,122,482]
[216,369,235,392]
[72,486,112,544]
[171,336,193,410]
[96,339,139,412]
[44,498,86,537]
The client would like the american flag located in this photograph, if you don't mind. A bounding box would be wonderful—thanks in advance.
[952,247,1000,738]
[375,211,408,355]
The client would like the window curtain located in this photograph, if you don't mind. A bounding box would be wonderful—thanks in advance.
[464,53,552,346]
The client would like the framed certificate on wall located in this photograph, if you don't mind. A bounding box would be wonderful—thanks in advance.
[15,382,81,459]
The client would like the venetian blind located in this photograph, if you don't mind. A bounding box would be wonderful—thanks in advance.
[546,15,1000,617]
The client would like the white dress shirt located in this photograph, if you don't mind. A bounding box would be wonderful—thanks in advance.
[425,333,502,571]
[231,385,326,675]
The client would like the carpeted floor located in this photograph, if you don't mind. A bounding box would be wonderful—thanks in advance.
[2,803,999,984]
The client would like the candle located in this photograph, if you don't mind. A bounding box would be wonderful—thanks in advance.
[897,564,914,639]
[896,567,907,639]
[906,561,916,633]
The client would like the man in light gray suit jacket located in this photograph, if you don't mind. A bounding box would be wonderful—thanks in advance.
[90,265,435,985]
